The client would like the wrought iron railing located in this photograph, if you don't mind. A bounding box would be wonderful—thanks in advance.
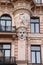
[0,26,16,32]
[0,57,16,64]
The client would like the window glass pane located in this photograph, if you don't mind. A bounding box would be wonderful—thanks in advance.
[1,20,5,26]
[6,21,11,26]
[31,46,40,51]
[35,0,41,3]
[1,26,5,31]
[35,24,39,33]
[31,18,39,23]
[0,20,5,31]
[31,19,35,23]
[1,16,11,20]
[6,26,11,31]
[5,50,10,57]
[36,52,40,63]
[3,45,10,49]
[32,52,35,63]
[31,24,34,33]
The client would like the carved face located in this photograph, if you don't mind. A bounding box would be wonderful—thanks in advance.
[14,13,30,28]
[17,27,27,39]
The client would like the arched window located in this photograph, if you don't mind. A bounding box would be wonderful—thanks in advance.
[0,14,12,31]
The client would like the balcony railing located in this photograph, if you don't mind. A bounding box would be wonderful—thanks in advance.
[0,57,17,64]
[0,26,16,32]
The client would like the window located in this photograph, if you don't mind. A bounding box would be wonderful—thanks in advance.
[30,17,39,33]
[31,45,41,63]
[0,44,11,57]
[0,14,12,31]
[34,0,41,3]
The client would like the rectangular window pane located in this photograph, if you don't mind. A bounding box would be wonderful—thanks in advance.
[31,46,40,51]
[31,18,39,23]
[1,20,5,26]
[32,52,35,63]
[35,24,39,33]
[1,20,5,31]
[3,45,10,49]
[36,52,41,63]
[6,21,11,26]
[1,26,5,31]
[6,21,11,31]
[5,50,10,57]
[31,24,34,33]
[35,0,41,3]
[6,26,11,31]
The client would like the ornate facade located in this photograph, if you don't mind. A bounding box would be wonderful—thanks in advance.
[0,0,43,65]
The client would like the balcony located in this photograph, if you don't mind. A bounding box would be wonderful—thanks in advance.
[0,57,17,65]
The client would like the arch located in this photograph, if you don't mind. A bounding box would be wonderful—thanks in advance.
[1,14,12,20]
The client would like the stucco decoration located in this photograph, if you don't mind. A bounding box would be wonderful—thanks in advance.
[14,12,29,28]
[17,27,27,39]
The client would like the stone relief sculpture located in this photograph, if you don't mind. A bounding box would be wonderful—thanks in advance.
[14,12,29,28]
[17,27,27,39]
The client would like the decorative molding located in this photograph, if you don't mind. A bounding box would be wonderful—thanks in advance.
[14,12,30,28]
[13,1,34,15]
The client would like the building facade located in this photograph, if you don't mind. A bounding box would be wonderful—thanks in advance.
[0,0,43,65]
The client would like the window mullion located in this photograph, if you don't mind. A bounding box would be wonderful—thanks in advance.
[0,19,1,31]
[34,23,35,33]
[5,20,6,31]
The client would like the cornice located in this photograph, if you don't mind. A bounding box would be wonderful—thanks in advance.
[13,1,34,15]
[0,0,35,15]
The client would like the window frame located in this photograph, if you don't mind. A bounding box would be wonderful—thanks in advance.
[30,17,40,33]
[0,43,11,57]
[31,45,41,64]
[35,0,41,4]
[0,14,12,32]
